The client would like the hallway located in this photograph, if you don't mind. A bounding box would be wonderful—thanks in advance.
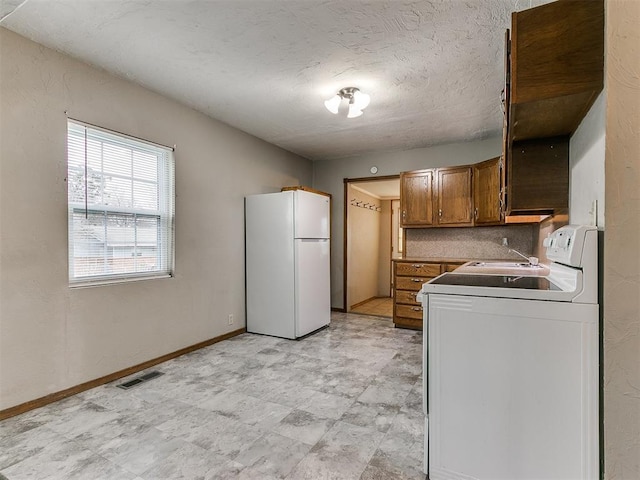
[350,297,393,318]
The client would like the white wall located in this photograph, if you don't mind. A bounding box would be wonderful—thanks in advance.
[569,92,606,227]
[0,28,312,410]
[313,137,501,309]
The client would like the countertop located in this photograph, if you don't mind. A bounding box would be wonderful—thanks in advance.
[393,256,503,263]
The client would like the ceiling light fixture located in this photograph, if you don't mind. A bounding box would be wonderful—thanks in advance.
[324,87,370,118]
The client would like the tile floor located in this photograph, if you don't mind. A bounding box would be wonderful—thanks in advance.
[349,297,393,318]
[0,312,425,480]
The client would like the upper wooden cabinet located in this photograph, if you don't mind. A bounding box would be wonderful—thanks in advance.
[508,136,569,215]
[399,146,568,223]
[508,0,604,142]
[401,167,474,228]
[435,166,473,227]
[473,157,503,225]
[400,169,434,227]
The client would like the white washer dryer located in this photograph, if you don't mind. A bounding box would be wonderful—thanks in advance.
[418,225,599,480]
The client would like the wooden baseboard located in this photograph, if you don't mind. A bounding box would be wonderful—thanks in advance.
[0,327,246,421]
[350,296,379,310]
[350,296,391,310]
[331,307,345,312]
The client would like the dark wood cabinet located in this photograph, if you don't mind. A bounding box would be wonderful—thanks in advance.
[500,0,602,218]
[507,136,569,215]
[508,0,604,142]
[400,169,434,227]
[396,2,603,227]
[393,260,439,330]
[400,167,474,228]
[393,260,466,330]
[398,145,569,224]
[435,166,473,226]
[473,157,503,225]
[501,29,511,219]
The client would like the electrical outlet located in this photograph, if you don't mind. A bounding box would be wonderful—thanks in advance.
[501,237,509,247]
[228,314,234,325]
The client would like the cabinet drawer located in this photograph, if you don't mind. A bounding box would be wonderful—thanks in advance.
[395,290,420,305]
[443,263,464,273]
[395,276,432,291]
[396,263,441,277]
[394,317,423,330]
[395,304,424,320]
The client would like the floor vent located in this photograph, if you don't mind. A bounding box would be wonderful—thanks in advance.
[139,370,164,382]
[117,370,164,390]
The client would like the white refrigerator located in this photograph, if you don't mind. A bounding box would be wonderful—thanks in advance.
[245,189,331,339]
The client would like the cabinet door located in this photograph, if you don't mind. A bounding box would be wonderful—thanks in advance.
[509,0,604,141]
[435,167,473,226]
[473,157,503,225]
[502,29,510,219]
[396,263,441,277]
[400,170,434,227]
[507,136,569,215]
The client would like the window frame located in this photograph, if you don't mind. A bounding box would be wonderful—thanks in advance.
[66,120,175,287]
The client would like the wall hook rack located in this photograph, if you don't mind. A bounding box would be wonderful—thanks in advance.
[350,197,381,212]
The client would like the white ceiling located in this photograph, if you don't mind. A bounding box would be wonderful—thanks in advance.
[0,0,550,161]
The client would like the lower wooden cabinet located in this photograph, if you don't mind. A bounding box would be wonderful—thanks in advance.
[393,259,465,330]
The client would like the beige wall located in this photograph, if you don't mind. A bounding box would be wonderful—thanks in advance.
[604,0,640,477]
[346,185,381,308]
[314,137,501,309]
[377,200,392,297]
[0,29,312,410]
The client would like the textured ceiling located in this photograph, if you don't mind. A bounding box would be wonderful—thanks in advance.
[0,0,550,161]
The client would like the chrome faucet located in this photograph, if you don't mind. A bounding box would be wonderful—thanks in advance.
[508,248,539,266]
[502,237,539,266]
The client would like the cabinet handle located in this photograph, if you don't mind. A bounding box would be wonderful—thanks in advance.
[411,264,423,268]
[411,307,422,311]
[411,278,422,282]
[410,292,417,297]
[402,210,406,219]
[474,208,478,220]
[438,209,442,217]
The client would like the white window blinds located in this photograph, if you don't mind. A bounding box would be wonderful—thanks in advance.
[67,120,175,285]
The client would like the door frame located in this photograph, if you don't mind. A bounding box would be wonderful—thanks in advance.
[343,175,400,312]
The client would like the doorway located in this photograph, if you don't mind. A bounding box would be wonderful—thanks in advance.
[344,175,400,318]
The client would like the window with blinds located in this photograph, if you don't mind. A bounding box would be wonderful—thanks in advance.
[67,120,174,285]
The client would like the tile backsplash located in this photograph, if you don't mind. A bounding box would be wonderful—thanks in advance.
[406,224,536,260]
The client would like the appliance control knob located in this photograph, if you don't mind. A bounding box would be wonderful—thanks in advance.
[557,235,570,248]
[542,237,552,248]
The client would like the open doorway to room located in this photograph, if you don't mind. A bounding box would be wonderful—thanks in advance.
[344,175,400,318]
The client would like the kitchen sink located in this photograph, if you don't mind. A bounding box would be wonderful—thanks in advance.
[468,261,543,268]
[453,261,550,276]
